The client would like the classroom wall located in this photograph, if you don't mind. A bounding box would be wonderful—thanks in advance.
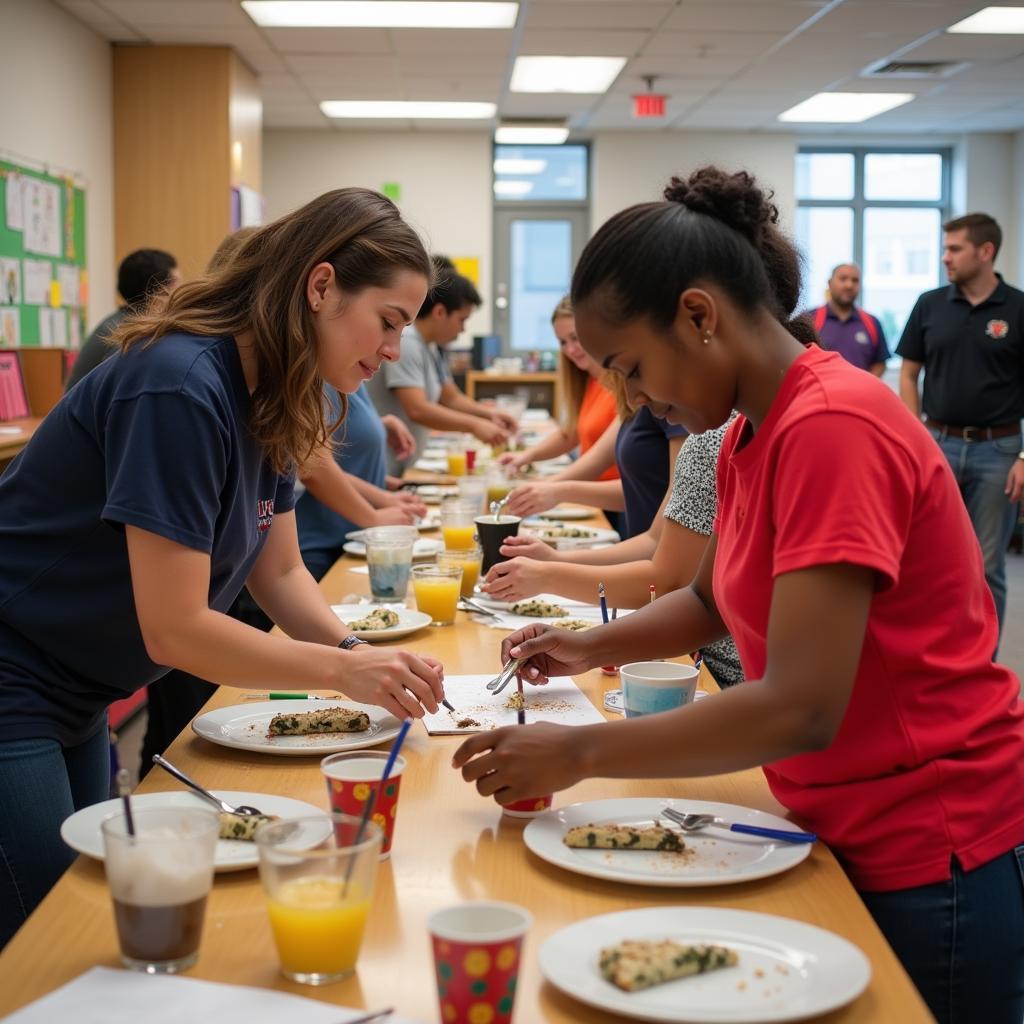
[958,133,1018,283]
[263,131,494,336]
[0,0,114,330]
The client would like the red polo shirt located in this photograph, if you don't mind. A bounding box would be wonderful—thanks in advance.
[713,345,1024,892]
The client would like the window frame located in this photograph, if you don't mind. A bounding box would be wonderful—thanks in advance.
[491,141,592,206]
[796,145,953,270]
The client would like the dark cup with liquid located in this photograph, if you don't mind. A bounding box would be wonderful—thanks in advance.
[474,514,521,574]
[101,807,219,974]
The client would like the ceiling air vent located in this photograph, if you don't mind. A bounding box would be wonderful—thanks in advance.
[864,59,970,79]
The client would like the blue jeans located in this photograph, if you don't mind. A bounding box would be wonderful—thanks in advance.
[931,430,1020,638]
[0,724,110,949]
[861,847,1024,1024]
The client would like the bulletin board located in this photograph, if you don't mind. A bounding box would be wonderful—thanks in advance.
[0,158,87,349]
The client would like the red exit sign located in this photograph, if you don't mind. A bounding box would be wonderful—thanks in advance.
[632,93,667,118]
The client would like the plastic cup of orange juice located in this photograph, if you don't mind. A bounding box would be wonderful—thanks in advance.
[255,814,382,986]
[439,545,482,599]
[440,498,479,551]
[412,563,463,626]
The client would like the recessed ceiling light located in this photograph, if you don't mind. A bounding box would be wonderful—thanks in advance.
[947,6,1024,33]
[510,56,626,94]
[320,100,497,119]
[493,180,534,198]
[494,123,569,144]
[243,1,518,29]
[493,158,547,174]
[777,91,915,123]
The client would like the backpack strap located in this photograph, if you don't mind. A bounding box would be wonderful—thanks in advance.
[812,305,827,335]
[859,311,879,347]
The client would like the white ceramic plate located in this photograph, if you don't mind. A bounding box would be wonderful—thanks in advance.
[413,458,447,472]
[469,591,594,613]
[538,905,871,1023]
[523,798,812,888]
[331,604,432,641]
[524,525,620,549]
[60,791,327,872]
[345,517,439,542]
[342,538,443,560]
[536,506,596,521]
[192,699,402,756]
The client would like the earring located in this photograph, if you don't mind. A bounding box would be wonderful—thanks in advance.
[312,303,320,312]
[702,331,712,345]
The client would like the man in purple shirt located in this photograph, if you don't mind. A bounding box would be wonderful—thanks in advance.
[808,263,889,376]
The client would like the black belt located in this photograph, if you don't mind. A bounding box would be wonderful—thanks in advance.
[925,418,1021,442]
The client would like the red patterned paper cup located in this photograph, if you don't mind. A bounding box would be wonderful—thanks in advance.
[499,794,553,818]
[428,901,532,1024]
[320,752,406,858]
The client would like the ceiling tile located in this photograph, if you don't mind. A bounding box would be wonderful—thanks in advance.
[898,34,1024,61]
[262,28,393,55]
[623,55,752,79]
[524,4,672,30]
[517,29,648,56]
[500,93,601,116]
[641,31,787,58]
[285,54,399,76]
[130,24,268,47]
[663,3,821,33]
[397,53,507,75]
[390,29,515,55]
[102,0,249,29]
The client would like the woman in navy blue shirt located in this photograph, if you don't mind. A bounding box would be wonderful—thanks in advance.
[0,188,446,946]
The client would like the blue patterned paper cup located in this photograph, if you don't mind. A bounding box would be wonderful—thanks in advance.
[620,662,699,718]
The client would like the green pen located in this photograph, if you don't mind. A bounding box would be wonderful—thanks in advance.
[243,692,332,700]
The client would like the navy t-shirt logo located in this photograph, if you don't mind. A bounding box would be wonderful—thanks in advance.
[256,498,275,533]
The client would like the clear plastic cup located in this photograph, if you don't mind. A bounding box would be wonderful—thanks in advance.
[439,545,482,599]
[440,498,479,551]
[412,563,463,625]
[364,525,418,602]
[256,814,383,985]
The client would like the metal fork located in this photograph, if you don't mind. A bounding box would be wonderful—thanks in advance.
[485,657,523,695]
[152,754,262,816]
[662,806,816,844]
[459,597,501,619]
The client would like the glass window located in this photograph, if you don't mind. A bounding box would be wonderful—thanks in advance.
[862,207,941,344]
[795,207,854,312]
[493,144,588,202]
[509,219,571,350]
[795,152,854,200]
[796,148,949,340]
[864,153,943,201]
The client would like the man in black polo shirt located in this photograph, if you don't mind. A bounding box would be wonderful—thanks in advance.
[898,213,1024,640]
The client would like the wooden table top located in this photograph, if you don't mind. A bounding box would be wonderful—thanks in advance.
[0,416,42,462]
[0,506,932,1023]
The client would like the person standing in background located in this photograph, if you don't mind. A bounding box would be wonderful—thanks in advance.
[806,263,888,376]
[367,261,517,472]
[897,213,1024,639]
[65,249,182,390]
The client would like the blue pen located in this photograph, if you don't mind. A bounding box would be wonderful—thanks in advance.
[598,581,609,625]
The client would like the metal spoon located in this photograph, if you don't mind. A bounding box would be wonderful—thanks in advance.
[152,754,262,816]
[489,496,510,520]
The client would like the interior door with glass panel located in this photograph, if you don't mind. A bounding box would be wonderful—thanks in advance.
[493,207,589,353]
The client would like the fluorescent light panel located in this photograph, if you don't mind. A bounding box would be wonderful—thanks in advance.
[494,124,569,144]
[321,100,496,118]
[493,158,547,174]
[493,180,534,197]
[778,91,915,123]
[947,6,1024,33]
[510,56,626,94]
[242,1,519,28]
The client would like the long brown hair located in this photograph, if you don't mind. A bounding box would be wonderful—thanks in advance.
[110,188,431,474]
[551,296,590,434]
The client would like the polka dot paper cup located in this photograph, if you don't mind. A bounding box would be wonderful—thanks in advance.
[428,901,532,1024]
[320,751,406,858]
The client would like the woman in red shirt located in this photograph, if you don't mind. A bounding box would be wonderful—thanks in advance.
[454,167,1024,1024]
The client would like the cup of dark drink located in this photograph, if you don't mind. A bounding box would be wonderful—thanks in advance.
[474,514,521,574]
[101,807,219,974]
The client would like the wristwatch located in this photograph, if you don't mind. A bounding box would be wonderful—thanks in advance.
[338,634,369,651]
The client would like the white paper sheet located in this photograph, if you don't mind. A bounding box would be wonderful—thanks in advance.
[57,263,79,308]
[22,258,51,305]
[21,176,61,257]
[1,257,21,305]
[50,307,67,346]
[0,307,19,346]
[5,170,24,230]
[3,966,422,1024]
[422,674,606,735]
[38,307,52,347]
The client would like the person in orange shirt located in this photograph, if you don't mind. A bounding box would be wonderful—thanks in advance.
[500,295,618,480]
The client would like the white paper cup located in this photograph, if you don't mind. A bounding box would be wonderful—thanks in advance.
[620,661,699,718]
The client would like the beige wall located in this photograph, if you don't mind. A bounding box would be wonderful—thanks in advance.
[0,0,114,330]
[263,130,495,336]
[591,131,799,232]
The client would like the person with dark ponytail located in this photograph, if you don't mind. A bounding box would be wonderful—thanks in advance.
[454,167,1024,1024]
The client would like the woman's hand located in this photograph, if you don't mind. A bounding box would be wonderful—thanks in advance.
[379,489,428,518]
[490,410,520,433]
[370,505,419,527]
[500,623,598,683]
[482,556,549,602]
[497,533,558,562]
[335,645,445,719]
[472,419,511,447]
[506,482,560,517]
[453,722,585,804]
[498,450,530,472]
[381,415,417,460]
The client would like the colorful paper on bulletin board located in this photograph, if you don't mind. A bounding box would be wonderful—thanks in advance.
[452,257,480,286]
[0,159,87,346]
[381,182,401,202]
